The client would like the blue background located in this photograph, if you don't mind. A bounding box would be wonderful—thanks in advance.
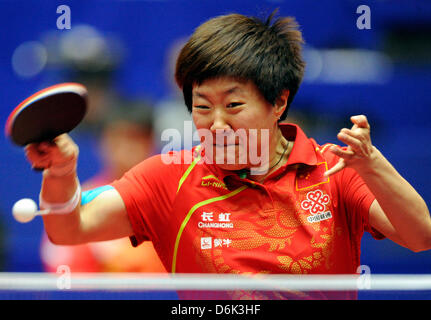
[0,0,430,276]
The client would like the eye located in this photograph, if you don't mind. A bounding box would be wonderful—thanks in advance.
[227,102,243,108]
[193,105,210,109]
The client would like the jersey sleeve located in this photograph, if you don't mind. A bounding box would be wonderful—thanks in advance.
[110,153,182,247]
[339,166,385,240]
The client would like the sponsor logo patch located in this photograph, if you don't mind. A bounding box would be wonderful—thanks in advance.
[301,189,333,223]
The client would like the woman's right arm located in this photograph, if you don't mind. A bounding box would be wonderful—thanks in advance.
[26,134,133,245]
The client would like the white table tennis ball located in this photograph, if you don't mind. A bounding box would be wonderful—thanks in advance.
[12,198,37,223]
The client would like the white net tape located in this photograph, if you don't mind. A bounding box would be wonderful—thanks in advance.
[1,273,431,292]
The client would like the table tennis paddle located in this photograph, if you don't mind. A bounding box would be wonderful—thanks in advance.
[5,83,88,146]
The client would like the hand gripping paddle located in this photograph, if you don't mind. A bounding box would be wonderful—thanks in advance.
[5,83,87,146]
[6,83,87,223]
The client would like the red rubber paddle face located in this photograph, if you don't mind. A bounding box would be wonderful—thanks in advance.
[5,83,87,146]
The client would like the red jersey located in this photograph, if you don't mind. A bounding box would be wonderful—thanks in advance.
[111,124,384,299]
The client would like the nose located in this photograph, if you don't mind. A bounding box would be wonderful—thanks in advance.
[210,109,231,133]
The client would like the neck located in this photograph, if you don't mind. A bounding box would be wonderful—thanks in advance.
[243,128,291,182]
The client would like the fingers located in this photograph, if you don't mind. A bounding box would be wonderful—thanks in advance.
[336,115,372,156]
[24,134,78,171]
[337,130,368,156]
[324,145,351,177]
[25,142,54,170]
[328,145,354,159]
[51,134,79,163]
[350,115,370,129]
[324,158,346,177]
[325,115,374,176]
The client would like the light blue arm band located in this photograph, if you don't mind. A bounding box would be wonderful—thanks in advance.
[81,185,114,205]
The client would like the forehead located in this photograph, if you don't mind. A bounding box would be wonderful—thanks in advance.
[192,77,260,98]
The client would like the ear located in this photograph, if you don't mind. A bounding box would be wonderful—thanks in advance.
[274,90,290,119]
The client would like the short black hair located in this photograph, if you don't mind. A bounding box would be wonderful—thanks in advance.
[175,10,306,120]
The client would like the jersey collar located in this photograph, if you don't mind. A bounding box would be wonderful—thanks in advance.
[279,123,318,167]
[206,123,318,182]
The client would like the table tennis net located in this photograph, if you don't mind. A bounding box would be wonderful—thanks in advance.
[0,273,430,300]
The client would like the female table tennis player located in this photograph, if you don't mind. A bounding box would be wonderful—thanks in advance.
[25,11,431,299]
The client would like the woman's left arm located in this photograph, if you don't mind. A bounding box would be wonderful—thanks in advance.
[325,115,431,252]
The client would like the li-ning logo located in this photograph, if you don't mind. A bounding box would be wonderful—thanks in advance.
[201,175,228,190]
[301,189,332,223]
